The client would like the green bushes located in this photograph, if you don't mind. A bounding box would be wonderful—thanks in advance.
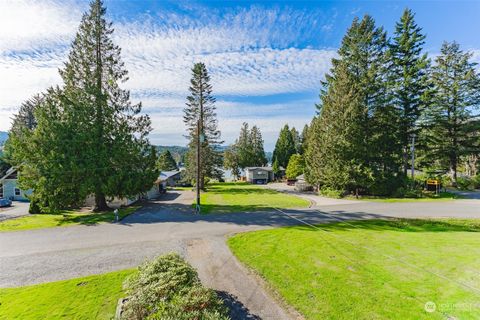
[121,253,229,320]
[473,175,480,189]
[456,176,473,190]
[319,187,344,198]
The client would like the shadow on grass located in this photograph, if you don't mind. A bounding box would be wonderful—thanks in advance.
[288,216,480,233]
[200,204,277,215]
[53,206,140,226]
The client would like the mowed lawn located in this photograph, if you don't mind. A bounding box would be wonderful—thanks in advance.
[0,269,134,320]
[228,219,480,320]
[0,206,139,232]
[201,182,310,214]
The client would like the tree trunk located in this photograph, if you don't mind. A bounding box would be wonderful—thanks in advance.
[94,191,109,212]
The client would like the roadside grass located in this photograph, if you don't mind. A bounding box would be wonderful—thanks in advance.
[0,269,134,320]
[200,182,310,214]
[0,206,140,232]
[344,191,461,202]
[228,218,480,320]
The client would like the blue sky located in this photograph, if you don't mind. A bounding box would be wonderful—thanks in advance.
[1,0,479,150]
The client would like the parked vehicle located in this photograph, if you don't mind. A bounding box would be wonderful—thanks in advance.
[0,198,12,207]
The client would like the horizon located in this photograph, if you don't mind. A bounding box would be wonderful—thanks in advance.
[1,0,479,151]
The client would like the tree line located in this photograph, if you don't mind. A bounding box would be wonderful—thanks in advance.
[302,9,480,196]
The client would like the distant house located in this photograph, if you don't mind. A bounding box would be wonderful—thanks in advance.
[159,171,182,187]
[245,167,275,184]
[0,167,31,201]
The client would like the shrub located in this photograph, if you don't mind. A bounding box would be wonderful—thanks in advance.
[121,253,229,320]
[319,187,343,199]
[456,176,473,190]
[472,175,480,189]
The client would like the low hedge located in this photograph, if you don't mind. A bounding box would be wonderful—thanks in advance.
[121,253,229,320]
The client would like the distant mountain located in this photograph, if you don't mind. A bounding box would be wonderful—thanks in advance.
[155,145,189,164]
[0,131,8,146]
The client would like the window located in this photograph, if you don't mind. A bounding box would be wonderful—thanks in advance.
[15,188,21,196]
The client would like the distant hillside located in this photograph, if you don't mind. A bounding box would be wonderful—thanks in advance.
[0,131,8,146]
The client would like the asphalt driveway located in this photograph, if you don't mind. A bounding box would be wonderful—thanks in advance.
[0,189,479,319]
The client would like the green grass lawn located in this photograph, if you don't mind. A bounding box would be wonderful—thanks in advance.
[200,182,310,214]
[0,206,139,232]
[345,191,461,202]
[0,269,134,320]
[228,219,480,319]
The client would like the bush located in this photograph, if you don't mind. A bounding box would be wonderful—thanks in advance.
[472,175,480,189]
[456,176,473,190]
[121,253,229,320]
[319,187,344,199]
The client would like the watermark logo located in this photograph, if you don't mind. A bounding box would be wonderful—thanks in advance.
[425,301,436,313]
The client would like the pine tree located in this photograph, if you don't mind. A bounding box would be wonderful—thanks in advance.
[299,124,309,155]
[7,0,158,212]
[290,127,301,154]
[183,62,223,189]
[424,42,480,184]
[272,124,296,168]
[306,15,389,195]
[250,125,268,167]
[10,94,43,133]
[388,8,430,176]
[236,122,253,169]
[286,154,304,179]
[157,150,178,171]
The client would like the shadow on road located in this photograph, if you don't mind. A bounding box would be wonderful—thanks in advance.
[217,291,261,320]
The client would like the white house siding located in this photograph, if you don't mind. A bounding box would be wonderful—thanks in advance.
[1,179,31,201]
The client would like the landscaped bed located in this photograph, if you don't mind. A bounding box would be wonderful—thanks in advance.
[200,182,310,214]
[0,206,139,232]
[228,218,480,319]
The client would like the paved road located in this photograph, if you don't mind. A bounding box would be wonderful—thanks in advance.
[0,189,479,319]
[0,201,29,221]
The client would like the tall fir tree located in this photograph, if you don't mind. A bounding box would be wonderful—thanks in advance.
[183,62,223,188]
[306,15,391,195]
[6,0,158,212]
[388,8,430,176]
[299,124,309,155]
[250,125,268,167]
[235,122,253,169]
[290,127,301,154]
[157,150,178,171]
[272,124,296,168]
[424,42,480,184]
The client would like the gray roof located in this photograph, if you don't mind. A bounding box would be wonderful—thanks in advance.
[159,171,181,180]
[245,167,273,171]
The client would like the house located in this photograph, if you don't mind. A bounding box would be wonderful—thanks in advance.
[0,167,31,201]
[159,171,182,187]
[245,167,275,184]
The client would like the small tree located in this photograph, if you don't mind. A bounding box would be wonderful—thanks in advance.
[286,154,304,179]
[223,147,241,180]
[157,150,178,171]
[272,158,281,180]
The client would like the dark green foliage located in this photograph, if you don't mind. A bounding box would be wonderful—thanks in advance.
[156,146,188,164]
[272,158,280,178]
[272,124,296,168]
[306,15,393,195]
[157,150,178,171]
[6,0,157,212]
[387,8,430,175]
[121,253,229,320]
[231,123,267,169]
[423,42,480,185]
[183,63,223,188]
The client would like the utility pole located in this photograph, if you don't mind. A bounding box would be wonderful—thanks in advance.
[410,133,416,187]
[196,119,201,214]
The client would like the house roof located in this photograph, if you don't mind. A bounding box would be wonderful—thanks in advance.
[0,167,17,183]
[158,171,181,181]
[245,167,273,171]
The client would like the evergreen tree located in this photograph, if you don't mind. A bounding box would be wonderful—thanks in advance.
[299,124,309,155]
[157,150,178,171]
[290,127,301,154]
[388,8,430,176]
[6,0,157,212]
[272,124,296,168]
[424,42,480,184]
[272,158,281,179]
[183,62,223,189]
[10,94,43,133]
[286,154,304,179]
[306,15,389,195]
[235,122,253,169]
[250,125,268,167]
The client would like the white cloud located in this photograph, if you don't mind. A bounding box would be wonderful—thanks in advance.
[0,1,330,144]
